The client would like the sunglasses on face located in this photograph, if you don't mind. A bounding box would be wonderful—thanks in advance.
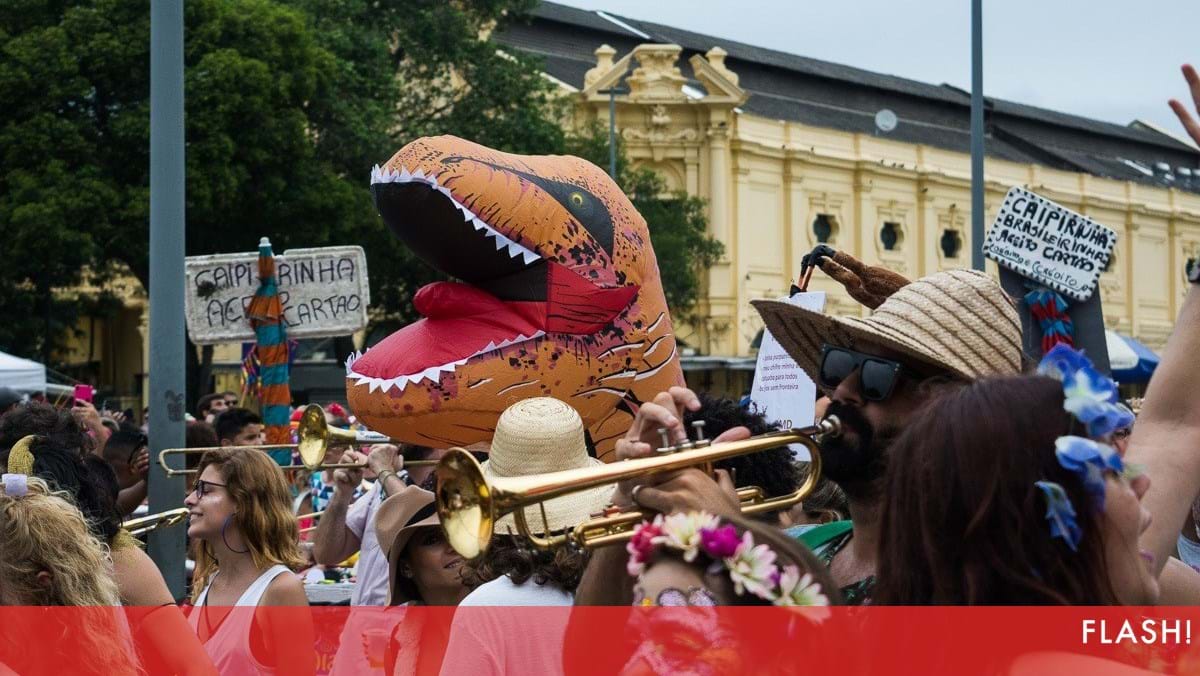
[192,479,227,498]
[818,345,906,402]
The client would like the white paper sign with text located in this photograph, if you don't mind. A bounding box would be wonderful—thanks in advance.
[184,246,370,345]
[750,291,826,461]
[982,186,1116,302]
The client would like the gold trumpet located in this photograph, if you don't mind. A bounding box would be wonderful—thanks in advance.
[436,417,840,559]
[122,508,190,537]
[156,404,437,476]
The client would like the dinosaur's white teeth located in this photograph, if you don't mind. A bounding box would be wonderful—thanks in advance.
[368,164,542,265]
[344,350,365,375]
[348,356,475,393]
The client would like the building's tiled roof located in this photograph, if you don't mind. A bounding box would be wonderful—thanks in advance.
[498,2,1200,193]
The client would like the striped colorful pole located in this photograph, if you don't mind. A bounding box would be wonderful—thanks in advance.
[246,237,292,465]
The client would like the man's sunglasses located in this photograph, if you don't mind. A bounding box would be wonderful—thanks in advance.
[818,345,905,402]
[191,479,227,497]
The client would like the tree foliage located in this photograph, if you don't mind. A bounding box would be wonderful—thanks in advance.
[0,0,721,394]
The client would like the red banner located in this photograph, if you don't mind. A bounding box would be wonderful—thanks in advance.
[1,606,1199,675]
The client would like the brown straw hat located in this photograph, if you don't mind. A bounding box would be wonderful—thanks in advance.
[484,397,614,536]
[752,269,1023,392]
[375,485,439,604]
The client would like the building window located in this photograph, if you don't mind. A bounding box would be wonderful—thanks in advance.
[813,214,836,243]
[940,229,962,258]
[880,222,901,251]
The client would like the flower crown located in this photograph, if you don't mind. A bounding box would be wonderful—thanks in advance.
[1034,345,1137,551]
[626,511,830,608]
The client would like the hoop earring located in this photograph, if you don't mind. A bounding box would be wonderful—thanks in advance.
[221,515,250,554]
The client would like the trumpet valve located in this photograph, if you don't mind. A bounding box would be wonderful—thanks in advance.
[656,428,672,453]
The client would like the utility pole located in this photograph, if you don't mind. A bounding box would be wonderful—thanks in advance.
[147,0,187,598]
[598,87,629,180]
[970,0,986,271]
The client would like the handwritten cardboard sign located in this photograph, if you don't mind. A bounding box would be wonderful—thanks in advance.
[184,246,370,345]
[982,187,1116,302]
[749,291,826,461]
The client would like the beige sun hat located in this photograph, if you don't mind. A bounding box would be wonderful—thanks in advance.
[484,397,614,536]
[752,268,1025,392]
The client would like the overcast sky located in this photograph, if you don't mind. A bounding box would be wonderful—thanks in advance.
[552,0,1200,142]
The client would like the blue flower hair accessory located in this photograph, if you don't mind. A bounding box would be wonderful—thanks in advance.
[1037,344,1134,439]
[1033,345,1135,550]
[1054,436,1124,510]
[1034,481,1081,552]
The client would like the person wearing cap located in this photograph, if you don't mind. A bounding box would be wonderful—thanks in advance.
[440,397,613,675]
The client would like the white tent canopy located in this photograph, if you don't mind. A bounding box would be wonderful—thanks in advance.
[0,350,47,391]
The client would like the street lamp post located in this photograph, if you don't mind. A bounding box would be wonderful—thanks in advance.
[147,0,187,598]
[597,87,629,180]
[970,0,986,271]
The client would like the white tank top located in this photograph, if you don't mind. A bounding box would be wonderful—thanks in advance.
[187,564,292,675]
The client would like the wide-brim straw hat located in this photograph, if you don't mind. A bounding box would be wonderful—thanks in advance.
[375,485,439,604]
[484,397,614,537]
[752,269,1024,393]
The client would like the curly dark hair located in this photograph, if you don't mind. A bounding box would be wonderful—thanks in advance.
[0,402,122,545]
[683,393,803,501]
[460,535,591,593]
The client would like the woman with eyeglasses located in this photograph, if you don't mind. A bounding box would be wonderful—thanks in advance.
[185,447,315,675]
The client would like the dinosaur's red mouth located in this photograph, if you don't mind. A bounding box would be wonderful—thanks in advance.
[347,281,544,392]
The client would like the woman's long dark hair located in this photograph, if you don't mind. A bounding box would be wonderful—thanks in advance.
[0,403,122,545]
[873,376,1119,605]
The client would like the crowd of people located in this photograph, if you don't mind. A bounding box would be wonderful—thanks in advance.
[5,65,1200,675]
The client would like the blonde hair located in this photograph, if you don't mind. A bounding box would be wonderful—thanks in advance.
[190,447,304,602]
[0,476,120,606]
[0,477,140,674]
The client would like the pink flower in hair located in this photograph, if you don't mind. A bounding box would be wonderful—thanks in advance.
[626,516,664,576]
[699,524,740,559]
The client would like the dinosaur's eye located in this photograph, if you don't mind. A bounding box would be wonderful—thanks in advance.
[568,192,585,208]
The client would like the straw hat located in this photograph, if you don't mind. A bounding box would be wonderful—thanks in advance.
[752,269,1024,392]
[484,397,614,536]
[375,485,439,604]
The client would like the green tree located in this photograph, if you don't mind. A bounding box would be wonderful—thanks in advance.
[0,0,371,401]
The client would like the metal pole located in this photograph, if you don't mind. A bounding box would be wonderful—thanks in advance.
[970,0,986,271]
[148,0,187,599]
[608,90,617,180]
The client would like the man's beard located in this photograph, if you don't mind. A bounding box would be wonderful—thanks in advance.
[818,401,894,491]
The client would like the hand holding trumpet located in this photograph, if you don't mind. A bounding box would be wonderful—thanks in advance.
[612,386,744,518]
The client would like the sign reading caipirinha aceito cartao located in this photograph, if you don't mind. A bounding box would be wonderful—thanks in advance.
[982,187,1116,303]
[184,246,370,345]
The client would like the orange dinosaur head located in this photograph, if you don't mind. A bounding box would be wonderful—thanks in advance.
[346,136,683,458]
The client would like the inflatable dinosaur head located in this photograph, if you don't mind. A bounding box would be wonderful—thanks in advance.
[346,136,683,458]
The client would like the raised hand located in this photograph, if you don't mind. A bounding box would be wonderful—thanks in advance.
[1169,64,1200,146]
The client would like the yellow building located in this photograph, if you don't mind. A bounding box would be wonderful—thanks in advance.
[57,1,1200,406]
[499,1,1200,374]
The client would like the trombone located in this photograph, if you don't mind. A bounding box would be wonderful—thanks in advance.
[436,417,840,560]
[156,404,437,476]
[122,508,190,537]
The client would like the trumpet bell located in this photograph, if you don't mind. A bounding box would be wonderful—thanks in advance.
[435,449,492,560]
[297,404,329,469]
